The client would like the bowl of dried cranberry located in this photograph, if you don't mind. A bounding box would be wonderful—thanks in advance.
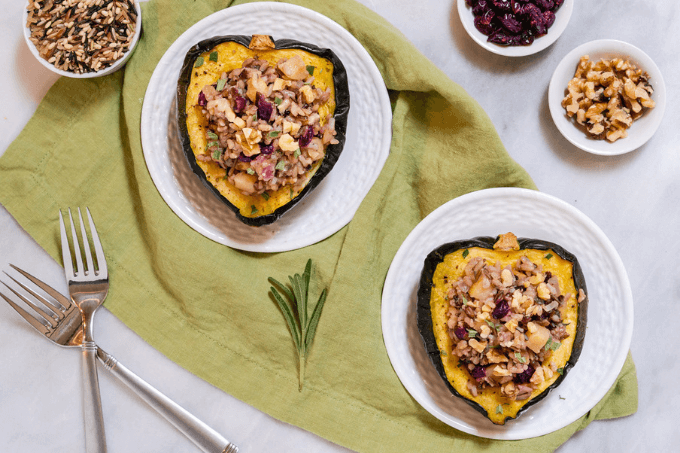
[458,0,573,57]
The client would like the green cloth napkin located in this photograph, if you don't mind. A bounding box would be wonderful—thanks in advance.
[0,0,637,451]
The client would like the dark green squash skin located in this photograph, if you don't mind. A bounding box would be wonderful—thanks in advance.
[416,236,588,423]
[176,35,350,226]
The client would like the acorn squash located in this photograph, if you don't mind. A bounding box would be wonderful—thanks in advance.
[176,35,350,226]
[416,233,588,424]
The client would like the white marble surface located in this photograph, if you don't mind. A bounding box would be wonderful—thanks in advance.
[1,0,678,451]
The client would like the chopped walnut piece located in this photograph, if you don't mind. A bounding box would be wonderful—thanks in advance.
[493,232,520,251]
[249,35,276,50]
[561,55,655,143]
[278,55,309,81]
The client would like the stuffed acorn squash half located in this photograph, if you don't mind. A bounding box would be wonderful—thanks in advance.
[177,35,350,226]
[416,233,588,424]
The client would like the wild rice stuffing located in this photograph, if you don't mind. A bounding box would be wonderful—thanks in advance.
[445,243,586,401]
[26,0,138,74]
[196,55,338,196]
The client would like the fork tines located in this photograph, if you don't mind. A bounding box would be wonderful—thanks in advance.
[0,265,70,335]
[59,207,107,281]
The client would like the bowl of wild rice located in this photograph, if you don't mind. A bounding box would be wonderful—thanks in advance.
[23,0,142,78]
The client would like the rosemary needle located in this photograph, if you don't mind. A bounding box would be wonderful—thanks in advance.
[269,259,327,391]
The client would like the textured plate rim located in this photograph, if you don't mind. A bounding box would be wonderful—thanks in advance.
[140,2,392,252]
[381,187,634,439]
[457,0,573,57]
[548,39,666,156]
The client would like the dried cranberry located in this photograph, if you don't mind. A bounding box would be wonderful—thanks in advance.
[298,126,315,148]
[198,91,207,107]
[472,0,489,15]
[511,0,524,14]
[260,143,274,155]
[261,165,274,181]
[514,365,535,383]
[256,95,273,122]
[489,29,524,46]
[454,326,467,340]
[534,0,554,10]
[523,3,547,35]
[237,154,252,163]
[492,0,512,11]
[471,365,487,380]
[232,95,246,113]
[519,30,535,45]
[542,10,556,28]
[492,299,510,319]
[474,9,496,35]
[499,14,523,33]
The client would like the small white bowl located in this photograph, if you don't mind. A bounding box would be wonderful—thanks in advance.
[22,0,142,78]
[457,0,573,57]
[548,39,666,156]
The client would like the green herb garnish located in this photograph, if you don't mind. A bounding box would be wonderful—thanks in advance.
[294,148,301,158]
[514,352,526,363]
[269,130,281,138]
[467,329,477,338]
[207,140,220,149]
[290,187,294,199]
[250,205,258,214]
[306,65,315,75]
[269,259,328,391]
[212,149,222,160]
[194,56,204,68]
[262,192,270,201]
[252,113,258,121]
[207,131,219,140]
[495,404,503,414]
[246,168,255,175]
[275,161,286,171]
[216,78,227,91]
[209,51,218,62]
[545,253,553,260]
[461,296,469,306]
[274,97,283,105]
[557,367,564,375]
[485,320,500,331]
[545,337,561,351]
[462,249,469,258]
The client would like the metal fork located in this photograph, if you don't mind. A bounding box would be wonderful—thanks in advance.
[60,207,108,453]
[0,265,239,453]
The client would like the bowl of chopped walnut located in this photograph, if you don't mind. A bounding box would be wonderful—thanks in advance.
[548,39,666,155]
[23,0,142,78]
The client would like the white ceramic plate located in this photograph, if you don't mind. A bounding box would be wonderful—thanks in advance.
[457,0,573,57]
[140,2,391,253]
[381,188,633,439]
[22,0,142,78]
[548,39,666,156]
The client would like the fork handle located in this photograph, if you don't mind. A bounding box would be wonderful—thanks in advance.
[82,342,108,453]
[96,348,238,453]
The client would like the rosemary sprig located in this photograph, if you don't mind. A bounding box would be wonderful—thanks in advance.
[269,259,328,391]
